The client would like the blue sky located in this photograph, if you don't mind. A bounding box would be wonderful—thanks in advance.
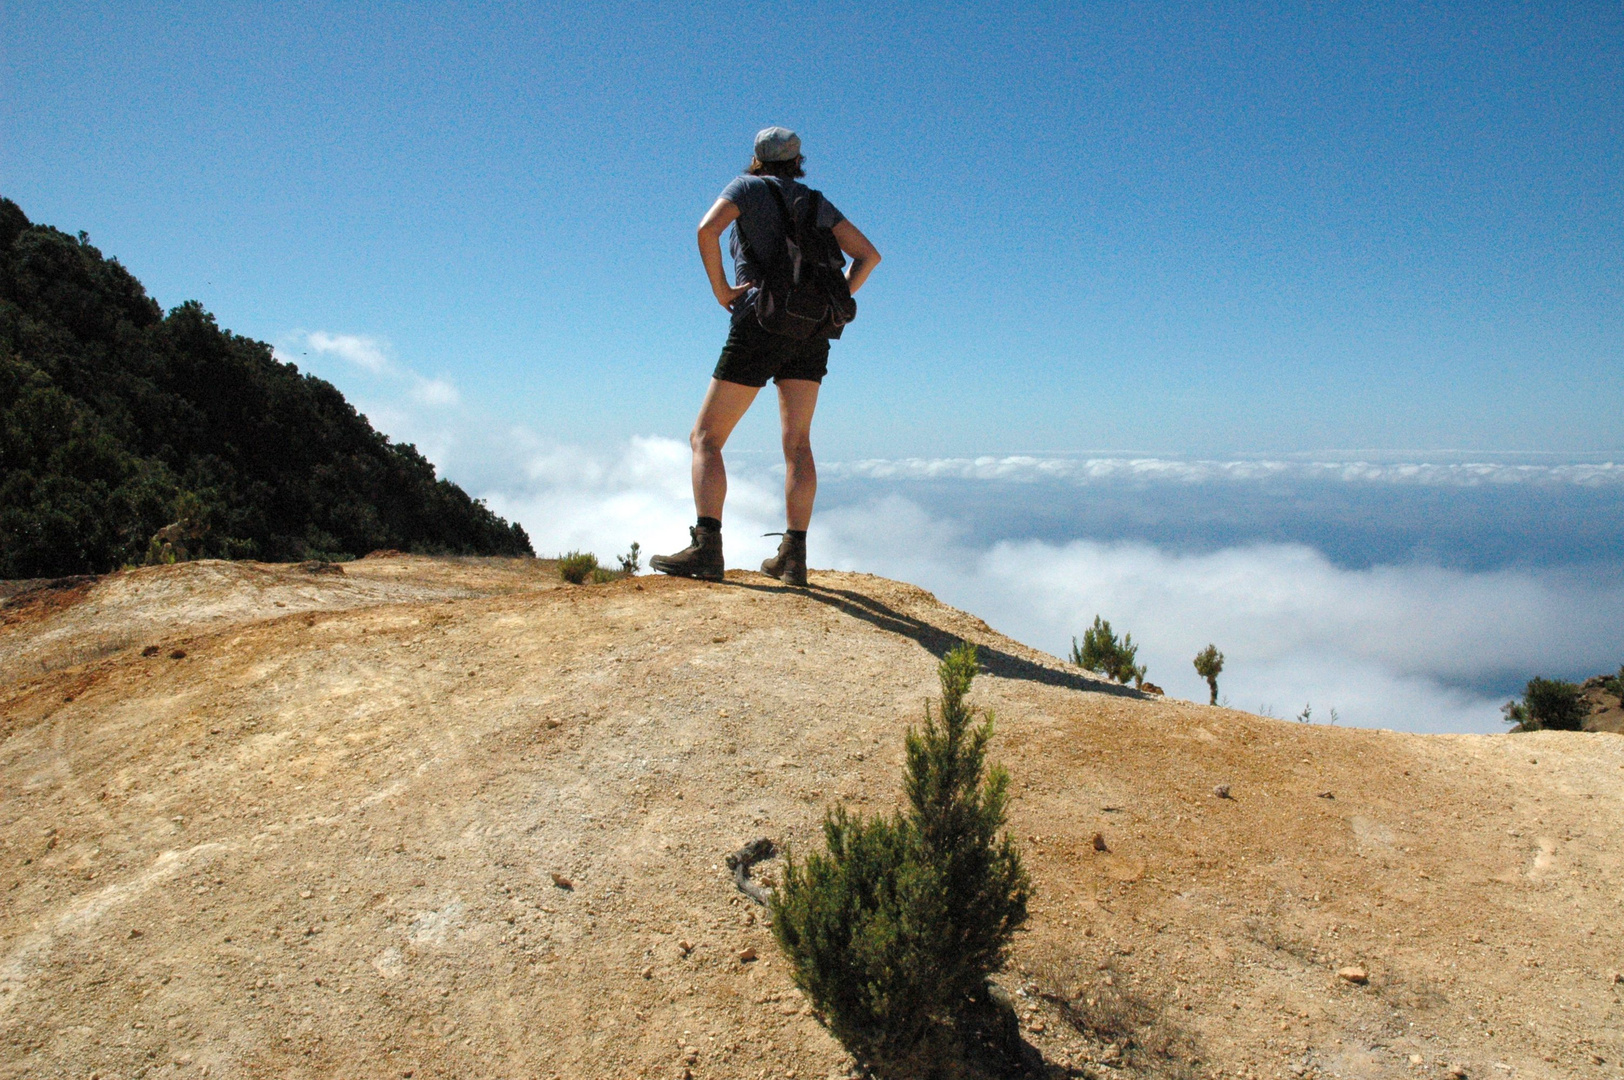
[5,1,1620,460]
[7,3,1623,729]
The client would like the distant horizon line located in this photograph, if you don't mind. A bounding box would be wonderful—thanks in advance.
[797,452,1623,488]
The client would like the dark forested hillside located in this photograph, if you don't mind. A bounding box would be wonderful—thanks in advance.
[0,198,532,577]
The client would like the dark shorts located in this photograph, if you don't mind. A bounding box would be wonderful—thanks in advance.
[713,316,830,388]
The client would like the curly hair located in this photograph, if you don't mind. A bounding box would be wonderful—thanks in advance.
[747,155,806,179]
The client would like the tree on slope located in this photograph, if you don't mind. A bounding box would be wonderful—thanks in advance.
[1193,644,1225,705]
[772,644,1030,1077]
[1071,615,1147,688]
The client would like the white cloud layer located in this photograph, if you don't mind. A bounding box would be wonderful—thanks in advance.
[481,436,1624,736]
[824,455,1624,489]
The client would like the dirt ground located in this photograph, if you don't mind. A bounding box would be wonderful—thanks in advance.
[0,556,1619,1080]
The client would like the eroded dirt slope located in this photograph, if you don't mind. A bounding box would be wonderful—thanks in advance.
[0,557,1620,1080]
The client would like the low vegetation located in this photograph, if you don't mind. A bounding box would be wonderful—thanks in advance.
[0,198,531,577]
[1602,664,1624,704]
[558,547,639,584]
[557,551,600,584]
[1502,676,1587,731]
[1071,616,1146,688]
[771,644,1030,1077]
[617,541,641,576]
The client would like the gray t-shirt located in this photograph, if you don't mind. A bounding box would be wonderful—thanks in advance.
[720,174,844,321]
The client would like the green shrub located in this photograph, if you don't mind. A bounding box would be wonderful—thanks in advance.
[1503,676,1587,731]
[1071,615,1146,687]
[771,644,1030,1077]
[1192,644,1224,705]
[558,550,599,584]
[771,806,942,1072]
[617,541,641,576]
[1603,664,1624,705]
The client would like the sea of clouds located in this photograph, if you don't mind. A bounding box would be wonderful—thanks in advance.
[469,437,1624,735]
[282,332,1624,736]
[824,454,1624,490]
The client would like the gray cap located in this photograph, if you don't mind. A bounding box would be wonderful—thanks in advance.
[753,126,801,163]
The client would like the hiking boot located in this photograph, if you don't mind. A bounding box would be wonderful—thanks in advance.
[649,524,724,582]
[760,531,807,586]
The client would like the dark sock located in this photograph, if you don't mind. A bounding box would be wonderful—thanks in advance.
[697,516,722,532]
[786,529,807,541]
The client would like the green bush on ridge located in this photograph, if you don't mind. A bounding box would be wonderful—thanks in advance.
[771,643,1030,1077]
[557,549,634,585]
[557,550,599,584]
[1071,615,1147,688]
[1502,676,1587,732]
[617,541,641,576]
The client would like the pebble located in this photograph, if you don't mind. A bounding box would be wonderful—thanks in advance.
[678,939,694,955]
[1214,784,1232,799]
[738,947,757,963]
[1337,966,1369,984]
[1091,833,1109,852]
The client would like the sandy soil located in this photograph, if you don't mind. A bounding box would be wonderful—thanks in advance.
[0,556,1619,1080]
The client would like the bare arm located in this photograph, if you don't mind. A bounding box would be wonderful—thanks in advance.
[697,198,748,310]
[832,220,881,294]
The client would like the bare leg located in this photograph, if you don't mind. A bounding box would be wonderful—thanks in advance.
[777,379,820,530]
[691,378,760,520]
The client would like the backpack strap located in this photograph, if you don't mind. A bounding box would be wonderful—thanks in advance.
[731,177,793,273]
[762,177,808,240]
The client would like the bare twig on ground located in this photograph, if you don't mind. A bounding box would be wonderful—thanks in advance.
[726,837,777,905]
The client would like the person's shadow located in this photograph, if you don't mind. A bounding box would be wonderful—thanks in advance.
[729,577,1141,699]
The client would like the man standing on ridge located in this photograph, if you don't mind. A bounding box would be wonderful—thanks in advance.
[649,127,881,587]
